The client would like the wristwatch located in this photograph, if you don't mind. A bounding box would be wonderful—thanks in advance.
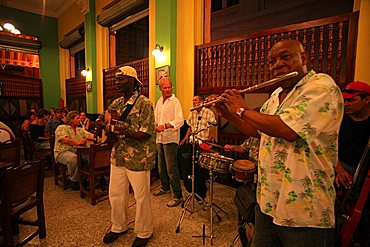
[236,107,247,118]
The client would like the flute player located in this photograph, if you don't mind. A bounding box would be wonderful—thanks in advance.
[208,39,343,247]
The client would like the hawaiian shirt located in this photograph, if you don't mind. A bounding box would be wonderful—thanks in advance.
[54,125,91,159]
[186,107,216,143]
[240,137,260,165]
[108,91,156,171]
[257,71,343,228]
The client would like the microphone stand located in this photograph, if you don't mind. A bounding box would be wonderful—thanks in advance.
[176,116,209,233]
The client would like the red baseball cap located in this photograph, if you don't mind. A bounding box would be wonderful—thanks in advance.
[342,81,370,99]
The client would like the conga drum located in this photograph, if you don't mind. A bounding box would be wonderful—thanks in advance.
[231,160,256,183]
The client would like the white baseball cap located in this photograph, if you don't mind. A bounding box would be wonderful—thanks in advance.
[115,66,142,85]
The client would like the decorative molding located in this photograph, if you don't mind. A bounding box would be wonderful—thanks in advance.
[72,0,89,15]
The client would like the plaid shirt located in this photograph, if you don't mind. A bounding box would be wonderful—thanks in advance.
[186,107,216,143]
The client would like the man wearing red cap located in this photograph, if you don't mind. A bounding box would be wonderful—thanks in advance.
[336,81,370,188]
[336,80,370,247]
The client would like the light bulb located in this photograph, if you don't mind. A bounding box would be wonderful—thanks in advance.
[3,23,15,31]
[10,29,21,35]
[81,69,87,76]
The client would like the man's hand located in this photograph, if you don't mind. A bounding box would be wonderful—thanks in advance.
[224,144,233,152]
[335,162,353,189]
[155,124,165,132]
[221,89,249,113]
[180,136,189,145]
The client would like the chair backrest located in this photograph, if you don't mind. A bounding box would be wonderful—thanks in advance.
[90,143,113,169]
[2,160,44,205]
[0,138,21,165]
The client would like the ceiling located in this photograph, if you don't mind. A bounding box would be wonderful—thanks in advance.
[2,0,75,18]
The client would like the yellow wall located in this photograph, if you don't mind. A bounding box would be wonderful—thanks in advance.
[149,0,156,104]
[95,0,112,113]
[354,0,370,84]
[58,4,84,105]
[176,0,203,116]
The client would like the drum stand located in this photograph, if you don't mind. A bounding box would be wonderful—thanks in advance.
[205,167,229,245]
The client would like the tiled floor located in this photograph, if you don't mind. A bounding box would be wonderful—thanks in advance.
[12,171,251,246]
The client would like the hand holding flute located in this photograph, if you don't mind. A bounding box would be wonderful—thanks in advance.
[194,72,298,112]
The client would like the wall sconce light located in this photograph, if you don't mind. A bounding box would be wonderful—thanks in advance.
[81,68,89,77]
[152,44,163,56]
[152,44,166,62]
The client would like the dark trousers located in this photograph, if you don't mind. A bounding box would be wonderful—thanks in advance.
[179,143,207,199]
[254,204,334,247]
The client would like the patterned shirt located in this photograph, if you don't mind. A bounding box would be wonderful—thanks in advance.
[257,71,343,228]
[155,94,184,144]
[186,107,216,143]
[54,125,91,159]
[240,137,260,165]
[108,92,156,171]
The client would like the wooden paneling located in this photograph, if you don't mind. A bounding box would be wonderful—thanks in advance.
[65,76,86,112]
[195,12,358,95]
[196,12,358,149]
[103,58,149,109]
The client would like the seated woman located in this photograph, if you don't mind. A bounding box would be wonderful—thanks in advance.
[21,112,37,133]
[30,109,50,149]
[54,111,95,190]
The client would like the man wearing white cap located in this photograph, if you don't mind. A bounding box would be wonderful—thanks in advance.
[103,66,156,247]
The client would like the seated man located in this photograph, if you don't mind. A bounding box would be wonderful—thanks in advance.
[0,121,16,143]
[54,111,95,190]
[179,95,216,202]
[45,108,65,136]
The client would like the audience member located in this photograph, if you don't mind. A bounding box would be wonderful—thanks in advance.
[208,39,343,246]
[30,109,50,149]
[54,111,95,190]
[153,77,184,207]
[21,112,36,133]
[103,66,156,247]
[0,121,16,143]
[45,108,65,136]
[79,111,91,131]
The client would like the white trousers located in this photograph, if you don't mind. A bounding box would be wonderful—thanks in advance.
[109,165,153,239]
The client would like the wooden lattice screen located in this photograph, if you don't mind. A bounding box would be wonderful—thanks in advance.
[195,12,358,148]
[103,58,149,109]
[65,76,86,112]
[195,12,358,95]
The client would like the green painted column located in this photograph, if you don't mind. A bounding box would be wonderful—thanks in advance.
[155,0,177,102]
[85,0,97,113]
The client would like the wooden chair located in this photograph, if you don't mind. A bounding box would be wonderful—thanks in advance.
[51,136,68,190]
[0,160,46,246]
[77,143,113,205]
[0,138,21,166]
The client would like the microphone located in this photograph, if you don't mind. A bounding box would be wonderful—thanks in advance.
[208,120,217,126]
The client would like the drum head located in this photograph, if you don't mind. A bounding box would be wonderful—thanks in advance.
[233,160,255,171]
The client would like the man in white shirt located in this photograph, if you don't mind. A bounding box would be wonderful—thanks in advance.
[154,77,184,207]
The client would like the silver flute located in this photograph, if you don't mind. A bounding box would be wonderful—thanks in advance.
[190,71,298,111]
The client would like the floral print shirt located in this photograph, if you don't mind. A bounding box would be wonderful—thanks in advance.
[54,125,90,159]
[108,92,156,171]
[257,71,344,228]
